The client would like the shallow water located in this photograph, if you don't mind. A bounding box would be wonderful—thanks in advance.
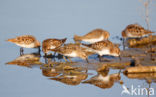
[0,0,156,97]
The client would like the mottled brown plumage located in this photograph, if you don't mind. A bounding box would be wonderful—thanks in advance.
[7,35,40,48]
[122,24,154,38]
[52,43,90,62]
[82,40,120,57]
[42,38,67,54]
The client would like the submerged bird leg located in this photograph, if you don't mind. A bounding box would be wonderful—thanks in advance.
[20,47,24,56]
[38,46,41,54]
[43,53,48,64]
[123,38,125,50]
[44,57,48,64]
[67,57,72,63]
[119,55,122,61]
[53,55,56,62]
[86,58,89,63]
[118,69,122,76]
[53,52,56,56]
[44,53,47,57]
[63,56,68,62]
[98,55,102,62]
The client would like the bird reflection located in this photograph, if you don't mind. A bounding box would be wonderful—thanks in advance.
[50,69,88,86]
[44,53,64,64]
[6,52,42,68]
[124,73,156,83]
[82,70,120,89]
[42,68,60,77]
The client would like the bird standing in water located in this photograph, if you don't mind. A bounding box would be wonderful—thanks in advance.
[42,38,67,56]
[121,24,154,49]
[82,40,121,62]
[7,35,40,55]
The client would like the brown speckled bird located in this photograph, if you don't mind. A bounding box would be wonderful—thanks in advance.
[122,24,154,39]
[121,24,154,50]
[7,35,40,55]
[51,43,89,63]
[42,38,67,56]
[74,29,110,43]
[82,40,120,61]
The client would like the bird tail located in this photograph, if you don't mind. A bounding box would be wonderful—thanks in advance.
[74,35,82,41]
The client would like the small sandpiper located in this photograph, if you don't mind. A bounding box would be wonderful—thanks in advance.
[121,24,154,49]
[74,29,110,43]
[7,35,40,55]
[51,43,89,63]
[42,38,67,56]
[82,40,121,61]
[122,24,154,39]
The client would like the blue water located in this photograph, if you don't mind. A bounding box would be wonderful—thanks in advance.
[0,0,156,97]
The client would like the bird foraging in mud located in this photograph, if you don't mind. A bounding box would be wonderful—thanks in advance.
[42,38,67,56]
[82,40,121,62]
[122,24,154,39]
[121,24,154,49]
[51,43,90,63]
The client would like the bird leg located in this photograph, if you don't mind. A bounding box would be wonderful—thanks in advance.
[38,46,41,54]
[20,47,24,56]
[53,52,56,56]
[98,55,102,62]
[86,58,89,63]
[123,38,126,50]
[118,69,122,76]
[44,57,48,64]
[119,55,122,61]
[63,56,68,62]
[67,57,72,63]
[44,53,47,58]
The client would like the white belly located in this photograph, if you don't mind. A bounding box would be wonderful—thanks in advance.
[64,51,77,57]
[127,32,142,38]
[65,75,77,79]
[95,49,110,56]
[50,46,56,49]
[83,36,104,43]
[16,43,35,48]
[97,74,110,82]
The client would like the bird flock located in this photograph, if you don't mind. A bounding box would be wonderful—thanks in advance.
[7,24,154,63]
